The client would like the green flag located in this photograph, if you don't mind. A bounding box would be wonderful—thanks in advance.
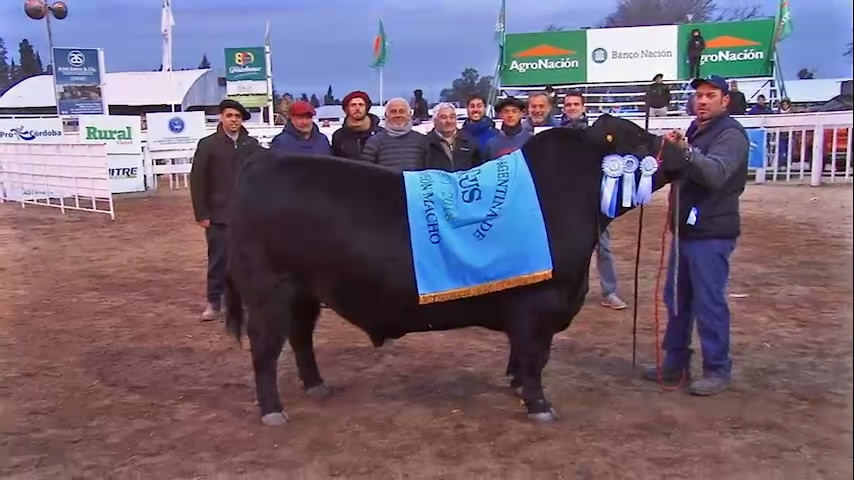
[775,0,792,42]
[372,18,388,68]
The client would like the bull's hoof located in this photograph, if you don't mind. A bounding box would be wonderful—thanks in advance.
[528,408,559,424]
[261,412,288,426]
[305,383,331,398]
[512,386,523,398]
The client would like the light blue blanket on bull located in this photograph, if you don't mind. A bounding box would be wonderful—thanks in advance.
[402,149,553,304]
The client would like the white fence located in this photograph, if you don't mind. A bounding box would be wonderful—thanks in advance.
[0,142,115,219]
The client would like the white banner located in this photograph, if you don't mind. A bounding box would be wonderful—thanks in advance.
[107,154,145,193]
[0,118,65,144]
[78,115,142,154]
[587,25,679,82]
[145,111,207,151]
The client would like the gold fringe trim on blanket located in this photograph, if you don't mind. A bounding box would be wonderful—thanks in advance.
[418,269,554,305]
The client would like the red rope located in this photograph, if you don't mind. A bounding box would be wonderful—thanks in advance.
[651,139,687,391]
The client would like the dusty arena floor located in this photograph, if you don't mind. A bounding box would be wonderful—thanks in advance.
[1,184,852,479]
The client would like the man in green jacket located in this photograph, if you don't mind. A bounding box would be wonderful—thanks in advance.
[190,99,261,321]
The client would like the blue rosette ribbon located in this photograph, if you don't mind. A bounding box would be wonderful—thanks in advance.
[621,155,639,208]
[634,155,658,206]
[600,154,624,218]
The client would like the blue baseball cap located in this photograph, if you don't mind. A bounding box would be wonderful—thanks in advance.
[691,75,730,95]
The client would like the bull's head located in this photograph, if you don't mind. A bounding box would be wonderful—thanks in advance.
[585,114,689,181]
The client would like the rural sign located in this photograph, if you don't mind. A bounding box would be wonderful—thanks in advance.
[500,18,777,86]
[501,31,587,86]
[677,19,776,79]
[224,46,268,108]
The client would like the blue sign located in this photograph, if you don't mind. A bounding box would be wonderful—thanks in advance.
[53,47,104,115]
[747,128,767,168]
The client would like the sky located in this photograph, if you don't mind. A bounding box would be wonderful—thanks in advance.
[1,0,852,102]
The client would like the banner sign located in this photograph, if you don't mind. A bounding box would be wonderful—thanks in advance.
[78,115,142,154]
[52,47,106,115]
[106,154,145,194]
[677,19,775,79]
[224,47,268,108]
[500,18,776,86]
[747,128,767,169]
[501,30,587,86]
[0,118,65,143]
[144,111,207,151]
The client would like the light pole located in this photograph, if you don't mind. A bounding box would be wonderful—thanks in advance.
[24,0,68,74]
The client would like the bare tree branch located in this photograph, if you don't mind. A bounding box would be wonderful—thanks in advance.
[601,0,761,27]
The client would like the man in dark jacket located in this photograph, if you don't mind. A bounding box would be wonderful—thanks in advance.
[360,97,427,171]
[190,99,261,321]
[461,94,498,152]
[270,101,331,155]
[483,96,532,160]
[425,102,482,171]
[411,89,430,124]
[747,94,773,115]
[331,91,383,160]
[643,74,749,396]
[646,73,672,117]
[687,29,705,79]
[727,80,747,115]
[523,91,557,132]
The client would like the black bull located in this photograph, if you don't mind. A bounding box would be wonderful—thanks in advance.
[224,115,689,425]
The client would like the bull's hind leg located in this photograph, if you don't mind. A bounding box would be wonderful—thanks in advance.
[506,347,523,397]
[289,294,330,398]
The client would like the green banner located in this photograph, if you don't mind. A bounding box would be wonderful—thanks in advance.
[677,19,776,79]
[500,31,587,87]
[225,47,266,82]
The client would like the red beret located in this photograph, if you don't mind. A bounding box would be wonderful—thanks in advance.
[289,100,315,117]
[342,91,372,111]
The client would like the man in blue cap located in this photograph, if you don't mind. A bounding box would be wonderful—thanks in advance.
[643,75,748,396]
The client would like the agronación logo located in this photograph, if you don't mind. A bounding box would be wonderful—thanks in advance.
[508,44,581,73]
[700,34,765,65]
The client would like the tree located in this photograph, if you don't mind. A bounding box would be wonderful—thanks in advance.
[544,24,564,32]
[0,37,10,93]
[797,68,815,80]
[439,68,494,104]
[323,84,336,105]
[9,59,21,84]
[198,53,211,69]
[18,39,42,78]
[601,0,761,27]
[299,93,309,103]
[309,94,320,108]
[845,41,853,61]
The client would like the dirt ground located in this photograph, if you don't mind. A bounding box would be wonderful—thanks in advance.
[1,184,851,479]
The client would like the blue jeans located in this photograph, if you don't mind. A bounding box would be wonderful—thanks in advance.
[597,227,618,297]
[662,238,736,378]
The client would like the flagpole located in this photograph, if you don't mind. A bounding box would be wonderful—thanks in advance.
[379,67,384,107]
[265,20,274,126]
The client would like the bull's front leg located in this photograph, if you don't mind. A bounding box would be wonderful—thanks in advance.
[507,323,559,423]
[247,298,290,426]
[289,295,329,398]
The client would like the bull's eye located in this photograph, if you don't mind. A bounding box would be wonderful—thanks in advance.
[606,134,613,143]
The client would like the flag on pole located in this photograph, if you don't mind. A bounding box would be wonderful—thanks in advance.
[371,18,388,68]
[775,0,792,42]
[161,0,175,71]
[487,0,506,111]
[495,0,506,48]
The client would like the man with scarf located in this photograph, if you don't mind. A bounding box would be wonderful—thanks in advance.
[190,99,260,321]
[523,91,557,132]
[560,91,628,311]
[461,94,498,152]
[331,91,384,160]
[359,97,427,171]
[483,96,532,161]
[643,75,748,396]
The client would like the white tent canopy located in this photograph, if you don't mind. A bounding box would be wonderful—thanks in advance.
[0,69,225,110]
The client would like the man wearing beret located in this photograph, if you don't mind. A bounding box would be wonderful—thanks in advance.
[643,74,748,396]
[270,100,332,155]
[190,99,260,321]
[331,90,384,160]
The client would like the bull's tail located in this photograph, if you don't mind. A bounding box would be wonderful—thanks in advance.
[224,275,245,344]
